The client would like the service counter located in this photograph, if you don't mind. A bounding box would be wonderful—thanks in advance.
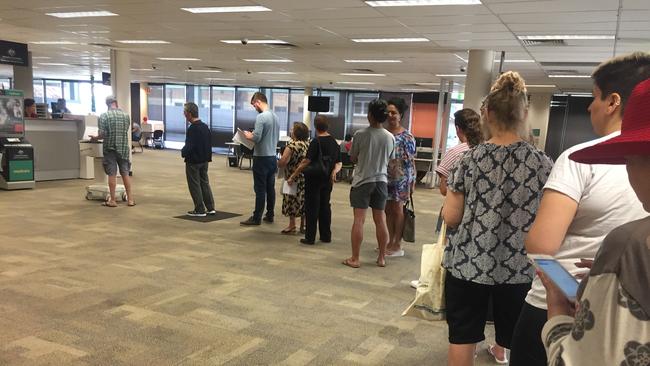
[24,117,85,181]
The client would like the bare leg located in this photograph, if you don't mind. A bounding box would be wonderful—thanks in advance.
[391,201,405,252]
[108,175,117,204]
[121,173,134,204]
[385,201,397,251]
[346,208,367,266]
[448,344,476,366]
[284,216,296,232]
[372,208,389,266]
[491,344,506,360]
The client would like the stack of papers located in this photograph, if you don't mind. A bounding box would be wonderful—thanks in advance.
[232,129,255,150]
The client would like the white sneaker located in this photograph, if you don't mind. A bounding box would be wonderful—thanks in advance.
[410,280,419,289]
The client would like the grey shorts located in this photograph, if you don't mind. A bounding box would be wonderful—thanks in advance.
[102,150,130,176]
[350,181,388,210]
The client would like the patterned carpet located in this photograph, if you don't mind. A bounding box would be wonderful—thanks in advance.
[0,149,499,365]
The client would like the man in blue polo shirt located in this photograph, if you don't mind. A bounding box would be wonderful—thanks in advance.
[240,92,280,226]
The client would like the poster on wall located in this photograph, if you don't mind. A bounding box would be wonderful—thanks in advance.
[0,40,28,66]
[0,89,25,137]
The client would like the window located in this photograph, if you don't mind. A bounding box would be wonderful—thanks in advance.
[269,88,289,136]
[147,84,164,121]
[188,85,210,122]
[235,87,259,132]
[164,84,187,144]
[33,80,44,103]
[45,80,63,109]
[63,81,92,115]
[289,89,306,128]
[211,86,235,148]
[93,83,112,115]
[348,92,379,135]
[318,91,340,116]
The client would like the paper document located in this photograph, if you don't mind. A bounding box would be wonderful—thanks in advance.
[233,129,255,150]
[282,180,297,196]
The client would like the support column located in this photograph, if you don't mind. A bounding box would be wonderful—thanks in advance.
[303,87,313,129]
[430,79,453,188]
[527,93,552,150]
[463,49,494,113]
[110,49,132,166]
[139,83,149,122]
[13,52,33,97]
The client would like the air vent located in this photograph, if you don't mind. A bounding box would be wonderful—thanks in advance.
[548,69,580,75]
[541,61,600,67]
[88,42,113,48]
[267,43,298,49]
[521,39,566,47]
[353,68,375,73]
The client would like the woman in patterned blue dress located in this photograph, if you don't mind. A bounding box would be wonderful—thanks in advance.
[385,98,416,257]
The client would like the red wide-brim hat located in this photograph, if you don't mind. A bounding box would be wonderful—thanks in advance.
[570,77,650,164]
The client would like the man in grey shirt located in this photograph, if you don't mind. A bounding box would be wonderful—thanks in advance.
[343,99,395,268]
[241,92,280,225]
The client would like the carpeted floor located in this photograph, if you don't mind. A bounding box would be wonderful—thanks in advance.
[0,149,499,365]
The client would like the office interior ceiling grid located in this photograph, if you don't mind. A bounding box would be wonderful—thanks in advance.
[0,0,648,92]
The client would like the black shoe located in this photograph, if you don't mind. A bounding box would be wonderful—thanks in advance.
[300,239,315,245]
[240,216,261,226]
[320,238,331,243]
[187,210,206,217]
[263,216,274,223]
[206,210,216,216]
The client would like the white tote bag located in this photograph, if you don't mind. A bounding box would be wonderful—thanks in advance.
[402,223,447,321]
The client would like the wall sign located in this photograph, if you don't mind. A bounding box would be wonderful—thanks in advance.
[0,40,28,66]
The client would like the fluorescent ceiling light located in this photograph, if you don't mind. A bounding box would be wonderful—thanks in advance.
[32,56,51,59]
[518,35,614,40]
[527,84,557,88]
[352,38,429,43]
[205,78,235,81]
[185,69,222,73]
[244,59,293,63]
[221,39,287,44]
[258,71,295,75]
[344,59,402,63]
[157,57,201,61]
[339,73,386,77]
[436,74,466,77]
[402,88,437,92]
[46,11,118,18]
[548,75,591,78]
[366,0,481,6]
[181,6,271,14]
[117,40,170,44]
[454,54,468,62]
[336,81,375,85]
[494,59,535,63]
[130,68,154,71]
[416,82,438,86]
[38,62,70,66]
[32,41,77,45]
[267,80,301,83]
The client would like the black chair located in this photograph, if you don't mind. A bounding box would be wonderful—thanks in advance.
[338,152,355,183]
[132,134,144,153]
[238,145,254,170]
[152,130,165,149]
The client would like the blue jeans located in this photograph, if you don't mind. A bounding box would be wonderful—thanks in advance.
[252,156,277,221]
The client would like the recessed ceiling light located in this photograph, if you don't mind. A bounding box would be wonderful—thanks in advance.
[336,81,375,85]
[157,57,201,61]
[32,41,77,45]
[116,40,170,44]
[221,39,287,44]
[548,75,591,78]
[181,6,271,13]
[344,59,402,63]
[518,35,615,40]
[436,74,466,77]
[352,38,429,43]
[366,0,481,6]
[257,71,296,75]
[46,11,118,18]
[37,62,70,66]
[267,80,301,83]
[339,73,386,77]
[243,59,293,63]
[527,84,557,88]
[185,69,222,73]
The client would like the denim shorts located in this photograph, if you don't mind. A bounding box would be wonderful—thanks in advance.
[102,150,130,176]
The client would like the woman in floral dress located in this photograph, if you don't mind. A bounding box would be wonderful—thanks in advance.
[385,98,416,257]
[278,122,310,234]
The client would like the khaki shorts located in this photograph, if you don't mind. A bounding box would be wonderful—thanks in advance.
[102,150,130,176]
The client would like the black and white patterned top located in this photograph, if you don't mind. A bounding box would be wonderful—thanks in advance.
[443,141,553,285]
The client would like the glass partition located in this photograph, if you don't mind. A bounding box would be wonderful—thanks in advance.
[165,84,187,143]
[289,89,306,127]
[269,88,289,136]
[45,80,63,110]
[211,86,235,147]
[147,84,164,121]
[235,87,259,132]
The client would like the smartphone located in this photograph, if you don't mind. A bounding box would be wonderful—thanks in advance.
[528,255,579,302]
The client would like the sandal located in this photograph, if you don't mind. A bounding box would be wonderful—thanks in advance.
[487,345,509,365]
[341,258,360,268]
[102,201,118,207]
[128,201,136,207]
[281,227,296,234]
[376,258,386,267]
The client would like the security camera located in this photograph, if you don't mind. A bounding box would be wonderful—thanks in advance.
[151,65,157,70]
[246,70,252,75]
[329,81,333,85]
[241,38,249,45]
[460,66,467,73]
[188,66,193,70]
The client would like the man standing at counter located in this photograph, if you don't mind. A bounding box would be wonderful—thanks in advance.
[91,96,134,207]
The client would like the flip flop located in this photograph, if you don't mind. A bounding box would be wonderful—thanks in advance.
[386,249,405,257]
[102,201,118,207]
[487,345,509,365]
[376,258,386,267]
[281,227,296,234]
[341,258,360,268]
[128,202,136,207]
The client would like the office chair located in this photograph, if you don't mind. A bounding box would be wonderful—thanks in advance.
[238,144,253,170]
[132,134,144,153]
[338,152,355,183]
[152,130,165,149]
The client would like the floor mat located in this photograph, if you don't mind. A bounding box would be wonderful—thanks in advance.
[174,211,242,222]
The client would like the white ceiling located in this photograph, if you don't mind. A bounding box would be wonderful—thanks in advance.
[1,0,649,93]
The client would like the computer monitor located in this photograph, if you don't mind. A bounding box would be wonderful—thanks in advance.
[50,102,63,118]
[308,96,330,112]
[415,137,433,148]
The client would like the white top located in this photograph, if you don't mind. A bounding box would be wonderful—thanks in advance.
[525,132,647,309]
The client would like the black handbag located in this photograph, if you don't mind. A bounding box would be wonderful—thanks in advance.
[402,193,416,243]
[303,138,329,178]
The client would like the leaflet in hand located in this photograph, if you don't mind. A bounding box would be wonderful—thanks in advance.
[282,179,297,196]
[233,128,255,150]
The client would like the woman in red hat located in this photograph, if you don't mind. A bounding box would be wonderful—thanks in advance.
[540,76,650,366]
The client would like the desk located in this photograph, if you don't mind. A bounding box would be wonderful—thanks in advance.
[141,121,164,147]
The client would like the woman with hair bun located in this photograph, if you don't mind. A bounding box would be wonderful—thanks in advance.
[442,71,553,366]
